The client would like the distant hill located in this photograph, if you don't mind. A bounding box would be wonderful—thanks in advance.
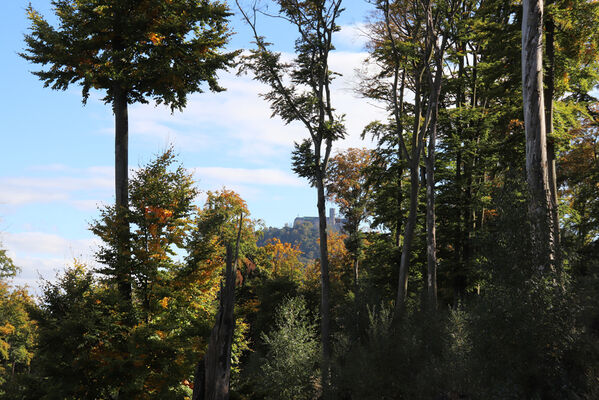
[258,220,320,263]
[257,208,346,263]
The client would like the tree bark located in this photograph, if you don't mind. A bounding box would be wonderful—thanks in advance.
[396,64,428,315]
[425,89,441,310]
[425,22,447,310]
[522,0,556,272]
[113,84,131,305]
[544,6,561,267]
[316,177,332,397]
[397,162,419,312]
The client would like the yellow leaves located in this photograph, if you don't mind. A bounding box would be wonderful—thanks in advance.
[148,32,165,45]
[160,297,170,309]
[263,238,303,278]
[26,7,43,24]
[0,340,9,360]
[0,323,16,336]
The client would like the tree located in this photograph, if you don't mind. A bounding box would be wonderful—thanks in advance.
[326,148,374,287]
[188,190,253,400]
[0,282,36,398]
[522,0,556,272]
[22,0,237,304]
[364,0,452,313]
[89,150,208,397]
[257,296,320,400]
[236,0,345,393]
[0,245,18,280]
[194,238,242,400]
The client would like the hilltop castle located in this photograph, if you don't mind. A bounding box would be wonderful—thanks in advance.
[292,208,346,232]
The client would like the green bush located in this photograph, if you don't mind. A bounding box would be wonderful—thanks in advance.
[257,296,320,400]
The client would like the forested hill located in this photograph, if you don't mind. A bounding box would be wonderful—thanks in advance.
[258,221,320,263]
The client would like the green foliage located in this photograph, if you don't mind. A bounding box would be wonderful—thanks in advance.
[0,245,19,279]
[74,152,254,398]
[465,278,587,399]
[0,281,37,398]
[256,296,320,400]
[32,264,125,399]
[8,1,599,398]
[22,0,237,108]
[92,148,198,317]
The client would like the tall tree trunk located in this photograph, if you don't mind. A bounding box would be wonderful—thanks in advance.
[522,0,556,272]
[193,216,243,400]
[425,28,447,310]
[395,66,425,315]
[316,177,332,398]
[397,162,419,312]
[544,6,561,267]
[425,149,438,310]
[394,71,406,277]
[425,91,441,309]
[113,84,131,306]
[353,257,359,287]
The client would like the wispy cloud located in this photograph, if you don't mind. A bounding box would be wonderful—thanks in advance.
[2,231,101,292]
[0,166,113,207]
[334,23,370,51]
[121,50,387,165]
[193,167,306,187]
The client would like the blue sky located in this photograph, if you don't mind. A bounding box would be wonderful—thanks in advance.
[1,0,386,290]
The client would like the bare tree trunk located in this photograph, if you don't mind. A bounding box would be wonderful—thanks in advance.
[193,216,243,400]
[544,6,561,267]
[316,177,332,397]
[397,162,419,312]
[425,22,447,310]
[113,84,131,306]
[425,91,441,309]
[425,152,437,309]
[353,258,359,287]
[522,0,556,272]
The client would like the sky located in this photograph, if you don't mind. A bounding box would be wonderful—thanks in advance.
[1,0,388,291]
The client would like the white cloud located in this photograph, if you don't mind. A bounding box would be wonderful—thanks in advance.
[3,231,100,257]
[0,190,68,206]
[192,167,306,187]
[0,166,113,207]
[2,231,101,292]
[334,23,370,51]
[123,50,387,165]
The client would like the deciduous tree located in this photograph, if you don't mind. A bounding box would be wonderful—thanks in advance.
[236,0,345,393]
[326,148,374,287]
[22,0,237,304]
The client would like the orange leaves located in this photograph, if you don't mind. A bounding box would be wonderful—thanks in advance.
[148,32,164,45]
[144,206,174,224]
[507,119,525,135]
[155,330,167,339]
